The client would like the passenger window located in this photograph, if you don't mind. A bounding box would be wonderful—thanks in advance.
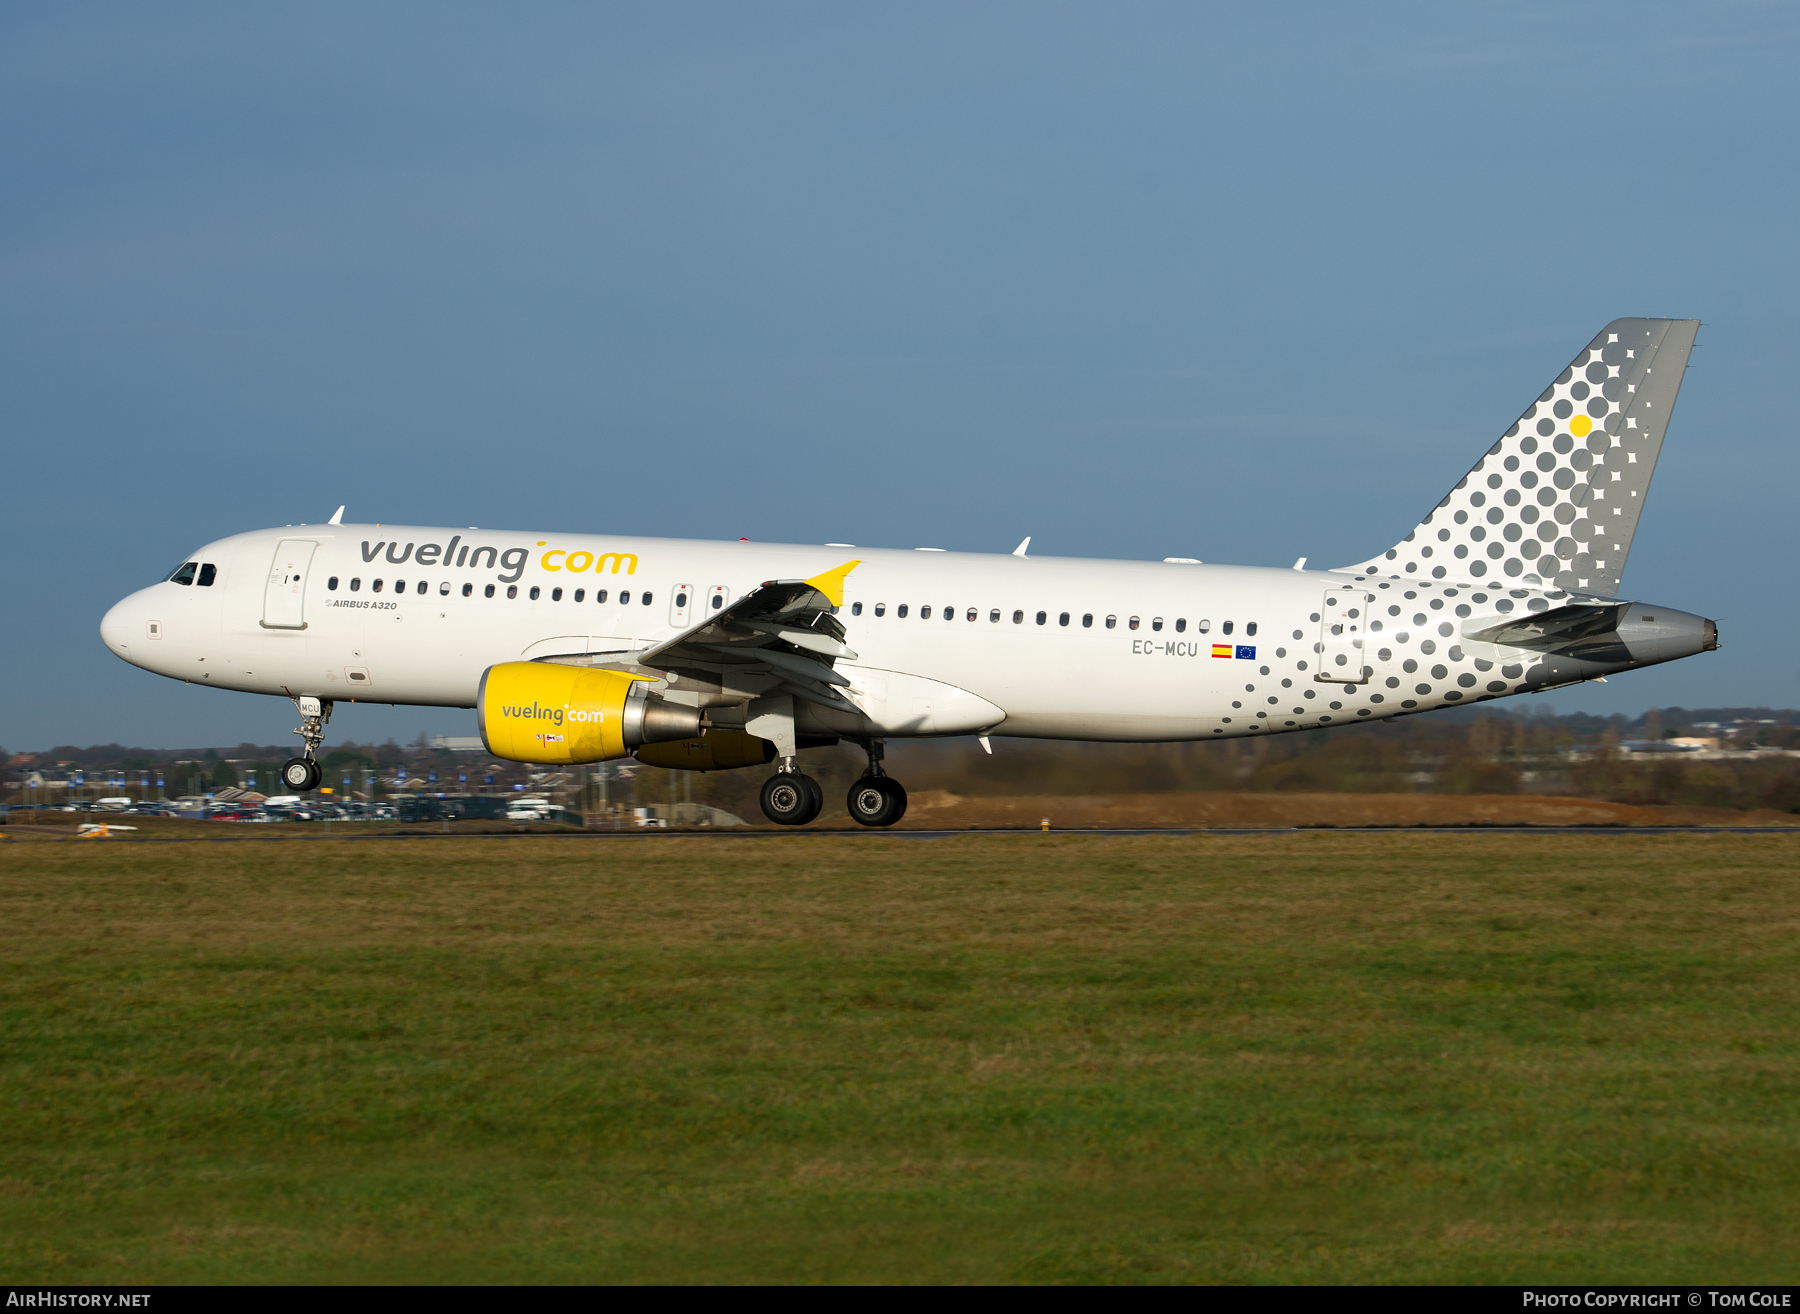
[327,576,339,591]
[197,564,217,587]
[1082,614,1093,628]
[373,580,383,593]
[1198,618,1210,632]
[921,605,932,618]
[507,585,518,599]
[1151,617,1163,632]
[642,592,652,605]
[169,562,197,585]
[1128,616,1140,630]
[417,581,428,595]
[710,594,723,609]
[350,578,361,592]
[1105,615,1116,629]
[1175,618,1186,632]
[461,583,472,597]
[596,590,608,604]
[574,588,585,602]
[484,584,495,598]
[1223,621,1234,635]
[1059,612,1069,627]
[676,591,688,608]
[962,608,972,622]
[851,602,862,616]
[395,579,406,593]
[1036,611,1047,625]
[989,610,1000,623]
[551,587,562,602]
[897,604,908,618]
[1012,610,1024,624]
[619,591,631,605]
[529,586,541,600]
[1246,622,1258,636]
[439,581,450,595]
[875,603,886,616]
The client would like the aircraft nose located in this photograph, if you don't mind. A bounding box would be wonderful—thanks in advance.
[100,590,150,666]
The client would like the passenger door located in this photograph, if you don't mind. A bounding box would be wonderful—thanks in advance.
[1316,588,1372,684]
[668,583,694,629]
[262,539,318,630]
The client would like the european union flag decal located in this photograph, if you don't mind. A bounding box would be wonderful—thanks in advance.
[1235,645,1255,660]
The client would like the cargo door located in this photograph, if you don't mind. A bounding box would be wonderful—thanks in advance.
[1316,588,1372,684]
[262,539,318,630]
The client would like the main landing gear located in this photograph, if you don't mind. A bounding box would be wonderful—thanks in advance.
[757,739,908,828]
[846,738,907,828]
[280,695,331,793]
[759,769,823,826]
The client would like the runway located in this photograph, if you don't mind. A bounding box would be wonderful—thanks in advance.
[9,824,1799,843]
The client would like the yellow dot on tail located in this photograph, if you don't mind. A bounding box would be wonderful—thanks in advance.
[1570,415,1592,437]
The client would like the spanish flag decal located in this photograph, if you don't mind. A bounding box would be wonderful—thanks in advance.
[1211,644,1233,658]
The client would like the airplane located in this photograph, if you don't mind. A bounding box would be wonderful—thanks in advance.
[101,317,1716,827]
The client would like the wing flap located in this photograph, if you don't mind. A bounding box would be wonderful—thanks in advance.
[632,562,863,706]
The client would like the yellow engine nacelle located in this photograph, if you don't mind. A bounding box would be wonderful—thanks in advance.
[478,662,701,764]
[634,729,776,772]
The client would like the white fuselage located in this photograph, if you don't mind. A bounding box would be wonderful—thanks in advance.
[100,522,1700,743]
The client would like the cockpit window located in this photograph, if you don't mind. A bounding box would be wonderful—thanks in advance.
[196,564,217,587]
[169,562,198,586]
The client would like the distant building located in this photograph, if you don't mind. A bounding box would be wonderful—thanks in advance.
[427,736,486,752]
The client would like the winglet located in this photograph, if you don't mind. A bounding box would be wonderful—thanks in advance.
[804,559,862,608]
[1013,537,1030,557]
[328,506,345,525]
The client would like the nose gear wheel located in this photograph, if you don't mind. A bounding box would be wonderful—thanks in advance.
[280,757,322,791]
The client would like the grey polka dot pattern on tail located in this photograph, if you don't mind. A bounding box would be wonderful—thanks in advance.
[1346,319,1700,599]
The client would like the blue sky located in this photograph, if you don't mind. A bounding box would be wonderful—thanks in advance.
[4,3,1797,751]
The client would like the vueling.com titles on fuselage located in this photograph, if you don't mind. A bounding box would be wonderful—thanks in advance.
[358,538,638,585]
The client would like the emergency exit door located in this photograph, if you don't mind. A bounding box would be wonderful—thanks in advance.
[262,539,317,630]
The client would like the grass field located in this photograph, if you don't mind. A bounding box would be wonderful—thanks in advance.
[2,833,1797,1284]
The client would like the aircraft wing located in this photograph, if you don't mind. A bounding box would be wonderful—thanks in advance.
[633,560,863,713]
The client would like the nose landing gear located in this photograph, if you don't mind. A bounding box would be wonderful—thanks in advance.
[280,695,332,793]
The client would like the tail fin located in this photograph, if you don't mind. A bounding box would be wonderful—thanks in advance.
[1344,318,1699,596]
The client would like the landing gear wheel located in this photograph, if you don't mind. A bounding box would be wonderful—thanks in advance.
[281,757,322,792]
[800,773,824,824]
[761,772,823,826]
[880,776,907,825]
[847,775,906,827]
[846,777,890,827]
